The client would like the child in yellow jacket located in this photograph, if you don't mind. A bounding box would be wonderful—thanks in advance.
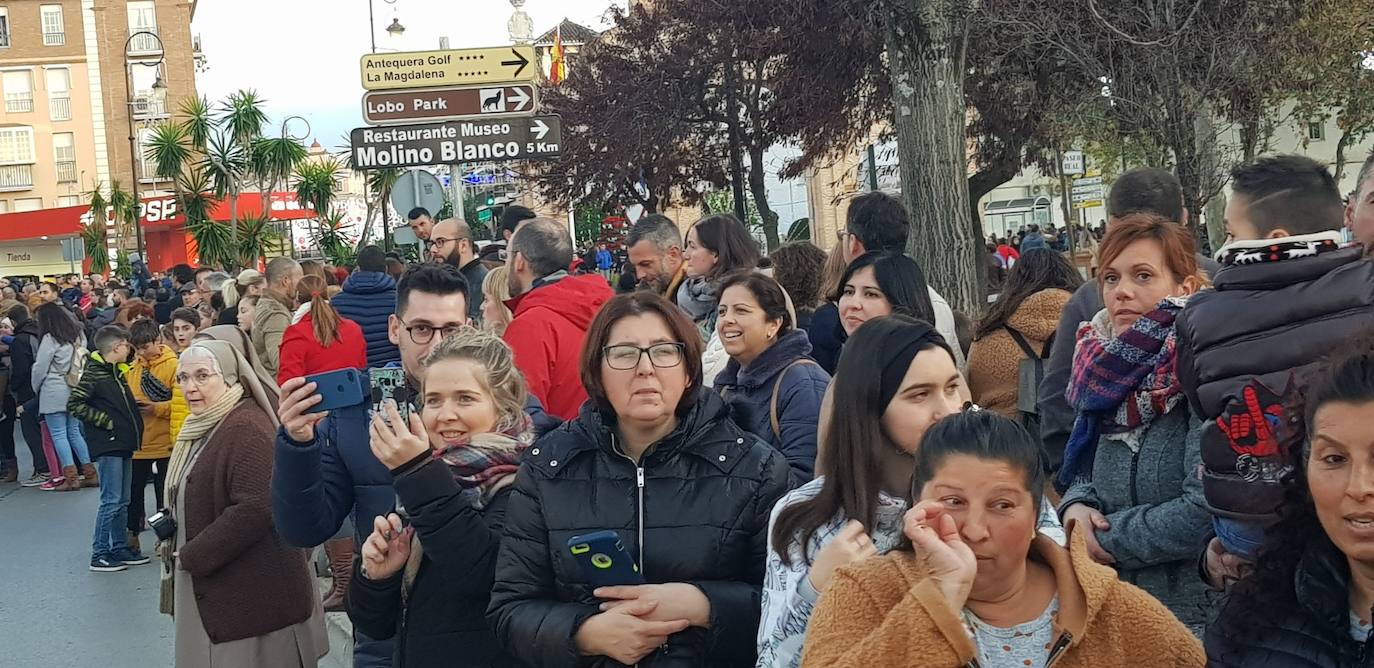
[124,320,178,552]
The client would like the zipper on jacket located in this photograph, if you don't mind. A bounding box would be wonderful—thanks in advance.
[612,435,648,579]
[1129,448,1141,507]
[1045,632,1072,667]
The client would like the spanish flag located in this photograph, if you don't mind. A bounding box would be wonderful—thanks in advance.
[549,26,566,85]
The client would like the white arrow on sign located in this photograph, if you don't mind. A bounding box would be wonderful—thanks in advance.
[531,119,550,140]
[508,87,531,112]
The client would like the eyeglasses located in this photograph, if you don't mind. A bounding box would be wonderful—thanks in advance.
[429,236,468,249]
[175,370,221,387]
[399,318,468,344]
[603,343,686,371]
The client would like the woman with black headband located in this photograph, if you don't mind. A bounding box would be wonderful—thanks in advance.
[758,315,1063,667]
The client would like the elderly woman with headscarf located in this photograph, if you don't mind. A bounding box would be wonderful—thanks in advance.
[159,339,327,667]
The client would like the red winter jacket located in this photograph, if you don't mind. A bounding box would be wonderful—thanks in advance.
[277,311,369,386]
[503,273,612,420]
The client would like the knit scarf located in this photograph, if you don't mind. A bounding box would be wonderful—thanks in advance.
[677,276,717,323]
[1213,230,1346,267]
[164,384,244,510]
[400,416,534,603]
[429,414,534,509]
[1056,297,1186,489]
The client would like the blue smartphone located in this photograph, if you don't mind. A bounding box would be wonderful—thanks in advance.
[304,368,366,412]
[567,530,644,588]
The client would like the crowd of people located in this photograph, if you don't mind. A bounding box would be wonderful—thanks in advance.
[2,149,1374,667]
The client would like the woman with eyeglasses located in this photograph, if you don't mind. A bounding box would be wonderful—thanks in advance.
[161,340,327,667]
[489,292,792,667]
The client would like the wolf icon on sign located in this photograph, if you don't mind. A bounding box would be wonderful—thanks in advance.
[481,89,504,112]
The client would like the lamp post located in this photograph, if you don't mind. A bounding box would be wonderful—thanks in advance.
[124,30,166,266]
[280,115,311,258]
[368,0,403,53]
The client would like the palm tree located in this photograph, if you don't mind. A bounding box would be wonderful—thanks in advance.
[83,185,111,274]
[217,90,269,269]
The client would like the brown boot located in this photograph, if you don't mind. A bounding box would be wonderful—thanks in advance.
[61,466,80,491]
[127,530,141,554]
[321,537,355,613]
[0,459,17,483]
[80,463,99,488]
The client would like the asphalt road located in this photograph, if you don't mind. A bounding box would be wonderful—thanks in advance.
[0,426,352,668]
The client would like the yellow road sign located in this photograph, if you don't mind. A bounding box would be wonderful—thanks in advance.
[361,46,535,91]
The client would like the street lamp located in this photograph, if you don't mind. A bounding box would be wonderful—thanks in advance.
[368,0,403,53]
[124,29,166,266]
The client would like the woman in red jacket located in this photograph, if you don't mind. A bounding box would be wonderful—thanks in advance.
[277,274,367,385]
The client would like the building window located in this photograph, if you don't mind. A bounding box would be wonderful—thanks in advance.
[3,70,34,113]
[54,132,76,183]
[14,198,42,212]
[1307,121,1326,142]
[46,68,71,121]
[0,8,10,49]
[57,195,80,207]
[130,63,167,118]
[41,5,65,46]
[127,2,158,52]
[0,201,9,214]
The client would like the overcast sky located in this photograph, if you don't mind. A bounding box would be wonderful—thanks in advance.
[192,0,622,149]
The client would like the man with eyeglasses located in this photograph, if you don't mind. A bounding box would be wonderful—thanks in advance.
[428,217,487,323]
[271,263,472,668]
[504,217,613,420]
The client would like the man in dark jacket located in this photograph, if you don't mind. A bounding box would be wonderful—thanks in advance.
[7,304,47,485]
[428,218,488,323]
[1038,168,1220,471]
[332,245,401,368]
[1178,154,1374,569]
[160,263,195,319]
[70,326,146,572]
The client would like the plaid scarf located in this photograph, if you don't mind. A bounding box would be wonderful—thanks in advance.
[430,413,534,509]
[1057,296,1187,489]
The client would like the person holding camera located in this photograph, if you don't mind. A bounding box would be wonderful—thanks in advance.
[160,339,327,666]
[348,328,533,667]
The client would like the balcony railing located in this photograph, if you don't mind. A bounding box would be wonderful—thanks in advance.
[56,160,76,183]
[49,96,70,120]
[43,32,65,46]
[131,95,167,119]
[0,164,34,191]
[5,92,33,113]
[128,29,160,54]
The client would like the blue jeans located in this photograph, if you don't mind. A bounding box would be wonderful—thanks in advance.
[44,412,91,468]
[92,456,133,559]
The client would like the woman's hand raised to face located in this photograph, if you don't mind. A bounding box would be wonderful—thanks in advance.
[903,501,977,612]
[369,400,430,470]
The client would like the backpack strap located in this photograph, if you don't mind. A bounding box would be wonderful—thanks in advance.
[770,359,819,442]
[1005,327,1038,359]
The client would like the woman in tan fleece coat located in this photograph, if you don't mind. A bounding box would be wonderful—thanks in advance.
[800,410,1201,668]
[967,249,1082,417]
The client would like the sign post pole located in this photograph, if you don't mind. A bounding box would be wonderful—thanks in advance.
[450,164,466,224]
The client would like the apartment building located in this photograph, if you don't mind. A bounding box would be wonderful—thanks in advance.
[0,1,197,227]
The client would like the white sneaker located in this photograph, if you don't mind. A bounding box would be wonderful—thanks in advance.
[20,473,47,487]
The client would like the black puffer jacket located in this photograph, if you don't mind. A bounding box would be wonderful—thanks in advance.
[347,454,514,668]
[1206,538,1374,667]
[487,389,792,667]
[1177,245,1374,520]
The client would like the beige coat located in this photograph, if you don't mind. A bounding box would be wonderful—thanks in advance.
[967,288,1071,417]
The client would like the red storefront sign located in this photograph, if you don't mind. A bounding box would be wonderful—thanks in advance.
[0,192,317,242]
